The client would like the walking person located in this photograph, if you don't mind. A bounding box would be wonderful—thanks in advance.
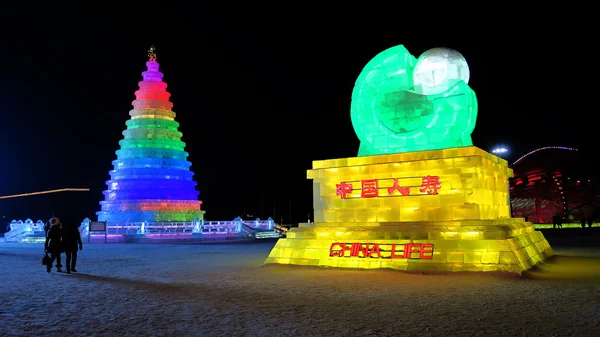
[44,217,64,273]
[552,214,563,229]
[44,218,52,237]
[63,223,83,274]
[583,204,595,228]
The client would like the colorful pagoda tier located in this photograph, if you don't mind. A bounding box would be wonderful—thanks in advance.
[97,46,205,223]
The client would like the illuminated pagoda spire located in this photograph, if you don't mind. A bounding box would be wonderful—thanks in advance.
[96,46,205,223]
[148,45,157,61]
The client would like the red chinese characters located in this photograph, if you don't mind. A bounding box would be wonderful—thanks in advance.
[335,176,441,199]
[419,175,441,195]
[387,178,410,196]
[329,242,434,259]
[335,181,353,200]
[361,179,379,198]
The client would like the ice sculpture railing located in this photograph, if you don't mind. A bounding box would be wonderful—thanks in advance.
[241,217,275,230]
[5,219,90,243]
[5,217,277,242]
[79,216,276,236]
[4,225,30,242]
[4,219,46,242]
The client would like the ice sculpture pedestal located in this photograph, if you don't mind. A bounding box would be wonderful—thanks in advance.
[265,146,553,274]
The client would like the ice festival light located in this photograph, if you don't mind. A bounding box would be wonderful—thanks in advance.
[97,46,205,223]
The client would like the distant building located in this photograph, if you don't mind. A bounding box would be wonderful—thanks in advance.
[509,148,598,223]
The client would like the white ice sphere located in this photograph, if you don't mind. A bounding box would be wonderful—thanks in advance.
[413,47,470,95]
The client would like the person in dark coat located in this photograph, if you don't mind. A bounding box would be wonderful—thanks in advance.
[62,223,83,273]
[44,217,53,237]
[44,217,64,273]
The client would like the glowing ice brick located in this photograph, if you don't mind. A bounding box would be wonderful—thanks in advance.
[351,45,477,156]
[266,146,553,274]
[97,47,205,224]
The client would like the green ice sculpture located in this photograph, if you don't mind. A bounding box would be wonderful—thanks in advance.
[351,45,478,156]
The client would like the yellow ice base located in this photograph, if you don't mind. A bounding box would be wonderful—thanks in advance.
[265,146,553,274]
[265,218,552,273]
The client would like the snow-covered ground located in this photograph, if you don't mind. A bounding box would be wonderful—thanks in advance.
[1,241,600,337]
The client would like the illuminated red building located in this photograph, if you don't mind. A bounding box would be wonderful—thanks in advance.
[509,147,598,224]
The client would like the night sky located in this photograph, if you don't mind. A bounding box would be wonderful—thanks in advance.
[0,2,594,223]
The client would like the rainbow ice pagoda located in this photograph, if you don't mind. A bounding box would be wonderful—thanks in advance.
[96,46,205,225]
